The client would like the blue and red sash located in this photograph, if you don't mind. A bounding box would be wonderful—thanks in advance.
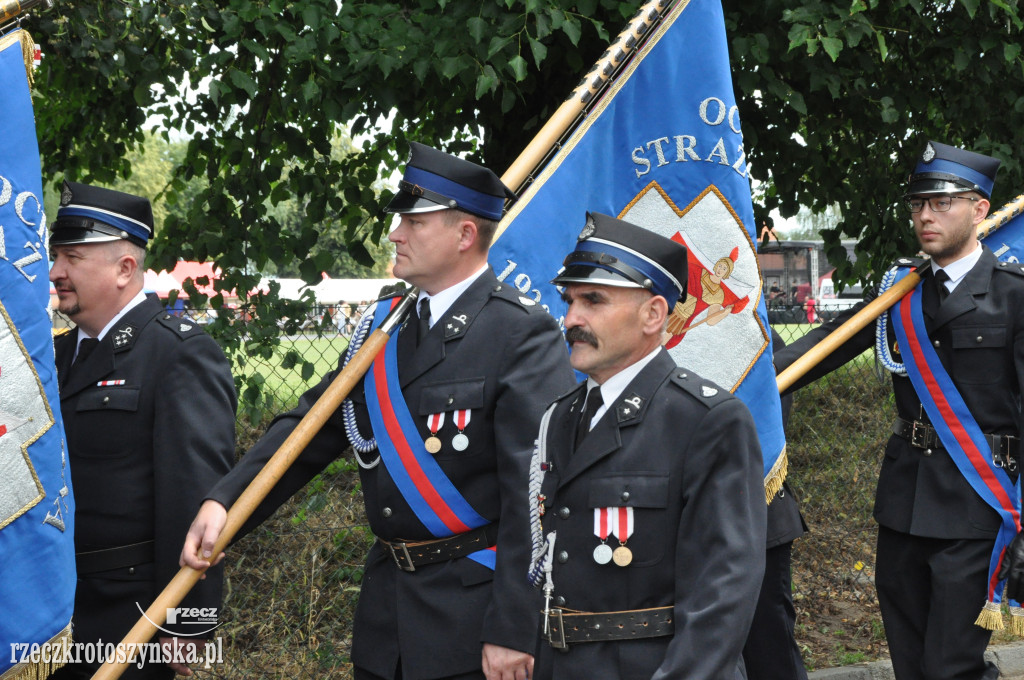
[363,298,495,570]
[889,267,1022,622]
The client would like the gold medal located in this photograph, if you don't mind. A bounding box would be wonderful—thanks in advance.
[424,436,442,454]
[612,545,633,567]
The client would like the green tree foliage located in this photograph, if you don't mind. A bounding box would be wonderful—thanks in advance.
[29,0,1024,313]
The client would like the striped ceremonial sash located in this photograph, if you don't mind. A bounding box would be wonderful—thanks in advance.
[889,268,1022,625]
[363,298,495,570]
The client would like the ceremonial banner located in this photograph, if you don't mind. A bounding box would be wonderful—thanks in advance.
[489,0,786,495]
[0,29,76,678]
[983,210,1024,264]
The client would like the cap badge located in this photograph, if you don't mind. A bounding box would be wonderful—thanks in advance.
[578,217,596,241]
[922,142,936,163]
[60,185,73,206]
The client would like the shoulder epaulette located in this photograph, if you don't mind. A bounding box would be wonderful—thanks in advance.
[669,369,732,408]
[155,313,204,339]
[994,260,1024,278]
[892,256,927,270]
[490,282,542,313]
[53,326,72,338]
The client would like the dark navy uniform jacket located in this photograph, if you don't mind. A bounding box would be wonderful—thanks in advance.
[54,295,236,660]
[207,270,576,680]
[534,349,766,680]
[774,247,1024,539]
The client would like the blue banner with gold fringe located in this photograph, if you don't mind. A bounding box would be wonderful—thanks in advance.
[0,28,76,678]
[488,0,786,498]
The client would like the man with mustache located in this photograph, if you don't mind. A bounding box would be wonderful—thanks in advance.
[774,141,1024,680]
[182,143,576,680]
[529,212,766,679]
[48,181,236,678]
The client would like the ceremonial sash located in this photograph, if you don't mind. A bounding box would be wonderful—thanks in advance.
[889,268,1022,626]
[363,298,495,570]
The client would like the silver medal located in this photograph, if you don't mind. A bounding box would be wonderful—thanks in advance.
[452,433,469,451]
[593,543,613,565]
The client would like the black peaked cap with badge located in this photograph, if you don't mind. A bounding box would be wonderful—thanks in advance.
[552,212,688,309]
[384,142,517,221]
[907,140,1001,199]
[51,180,154,248]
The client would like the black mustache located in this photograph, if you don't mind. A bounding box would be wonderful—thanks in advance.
[565,326,598,348]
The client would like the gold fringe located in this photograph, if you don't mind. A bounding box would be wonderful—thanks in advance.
[0,28,35,87]
[975,600,1005,631]
[1010,606,1024,637]
[764,447,788,505]
[0,623,72,680]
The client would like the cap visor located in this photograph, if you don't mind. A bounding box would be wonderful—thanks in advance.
[551,265,644,288]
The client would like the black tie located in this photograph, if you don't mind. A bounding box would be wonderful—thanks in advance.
[934,269,951,303]
[70,338,100,378]
[417,297,431,344]
[575,386,604,449]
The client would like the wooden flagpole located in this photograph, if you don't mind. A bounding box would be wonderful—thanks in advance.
[776,192,1024,393]
[92,2,684,678]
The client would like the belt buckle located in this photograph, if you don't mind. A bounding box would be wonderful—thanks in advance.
[910,421,929,449]
[547,609,568,650]
[387,541,416,572]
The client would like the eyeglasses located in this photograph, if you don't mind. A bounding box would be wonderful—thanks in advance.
[903,195,980,214]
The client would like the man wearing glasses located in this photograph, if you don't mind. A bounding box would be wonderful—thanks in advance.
[774,141,1024,680]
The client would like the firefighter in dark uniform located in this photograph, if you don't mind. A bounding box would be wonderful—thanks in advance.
[181,143,577,680]
[530,213,766,680]
[773,141,1024,680]
[48,182,236,679]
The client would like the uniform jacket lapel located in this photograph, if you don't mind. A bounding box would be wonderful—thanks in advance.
[930,247,994,329]
[398,272,496,388]
[60,297,159,398]
[557,350,675,487]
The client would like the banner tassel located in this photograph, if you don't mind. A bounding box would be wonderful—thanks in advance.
[975,600,1005,631]
[1009,605,1024,637]
[764,448,787,505]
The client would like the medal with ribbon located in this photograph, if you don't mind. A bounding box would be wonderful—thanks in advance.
[452,408,471,451]
[425,412,444,454]
[593,508,614,564]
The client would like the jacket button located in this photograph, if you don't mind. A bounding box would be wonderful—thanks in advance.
[447,396,455,406]
[382,507,392,518]
[923,449,933,457]
[557,550,569,563]
[620,491,630,503]
[933,339,941,347]
[977,336,984,343]
[128,567,135,575]
[555,596,566,606]
[558,507,570,519]
[103,396,110,404]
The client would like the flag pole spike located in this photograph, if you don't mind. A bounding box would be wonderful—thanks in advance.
[776,192,1024,394]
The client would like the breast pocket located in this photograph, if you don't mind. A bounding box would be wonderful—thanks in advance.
[588,474,670,567]
[418,378,486,457]
[73,387,140,458]
[951,326,1007,385]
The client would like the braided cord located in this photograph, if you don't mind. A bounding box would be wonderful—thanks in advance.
[342,305,380,467]
[875,266,907,376]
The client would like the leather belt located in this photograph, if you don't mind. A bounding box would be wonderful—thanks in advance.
[544,606,674,649]
[893,417,1019,470]
[378,524,496,572]
[76,540,155,575]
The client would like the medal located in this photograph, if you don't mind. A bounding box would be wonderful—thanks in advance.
[425,412,444,454]
[451,409,471,451]
[593,508,614,565]
[609,506,634,567]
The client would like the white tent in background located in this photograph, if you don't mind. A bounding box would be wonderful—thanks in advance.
[259,277,400,305]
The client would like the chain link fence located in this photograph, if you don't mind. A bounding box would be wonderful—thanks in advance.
[56,303,897,674]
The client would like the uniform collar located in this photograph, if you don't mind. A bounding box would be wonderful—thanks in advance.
[932,241,982,292]
[75,289,147,358]
[415,264,489,328]
[584,346,662,426]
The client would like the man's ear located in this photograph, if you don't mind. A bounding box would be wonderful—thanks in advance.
[456,218,479,253]
[973,197,991,226]
[116,252,140,289]
[642,294,669,337]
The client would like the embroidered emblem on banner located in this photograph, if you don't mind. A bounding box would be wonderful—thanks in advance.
[621,182,766,391]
